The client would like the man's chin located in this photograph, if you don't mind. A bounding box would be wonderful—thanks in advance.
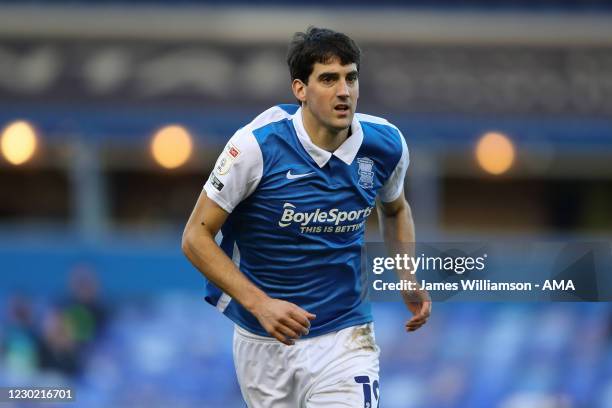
[328,116,353,132]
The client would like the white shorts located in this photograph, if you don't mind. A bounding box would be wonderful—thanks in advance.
[233,323,380,408]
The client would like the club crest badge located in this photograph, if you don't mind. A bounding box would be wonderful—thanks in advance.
[357,157,374,189]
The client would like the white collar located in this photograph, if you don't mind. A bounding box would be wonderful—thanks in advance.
[291,107,364,168]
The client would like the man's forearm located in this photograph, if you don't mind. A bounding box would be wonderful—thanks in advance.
[378,198,431,328]
[377,198,419,287]
[182,229,268,313]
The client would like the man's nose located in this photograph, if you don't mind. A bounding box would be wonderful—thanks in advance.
[336,80,350,97]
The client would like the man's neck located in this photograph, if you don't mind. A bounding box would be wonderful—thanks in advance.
[302,107,349,153]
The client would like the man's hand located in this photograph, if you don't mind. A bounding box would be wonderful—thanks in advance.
[251,297,316,346]
[402,289,431,332]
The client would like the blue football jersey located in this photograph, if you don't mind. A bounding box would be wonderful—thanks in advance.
[203,104,409,337]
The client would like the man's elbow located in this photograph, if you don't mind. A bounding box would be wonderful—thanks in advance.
[181,229,190,256]
[181,224,215,258]
[181,225,198,258]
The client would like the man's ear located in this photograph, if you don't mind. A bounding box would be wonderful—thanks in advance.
[291,79,307,104]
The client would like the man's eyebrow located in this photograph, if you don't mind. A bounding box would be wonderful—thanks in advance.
[318,72,339,79]
[317,70,359,79]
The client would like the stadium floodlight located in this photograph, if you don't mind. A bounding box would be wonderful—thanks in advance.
[150,125,193,169]
[475,131,515,175]
[0,120,38,165]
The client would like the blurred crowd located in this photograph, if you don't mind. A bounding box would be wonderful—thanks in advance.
[1,269,612,407]
[0,264,109,378]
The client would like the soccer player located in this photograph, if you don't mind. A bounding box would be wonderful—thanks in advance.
[182,27,431,407]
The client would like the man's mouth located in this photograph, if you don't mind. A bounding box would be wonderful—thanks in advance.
[334,104,350,112]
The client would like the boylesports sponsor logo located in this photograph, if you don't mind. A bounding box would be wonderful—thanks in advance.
[278,202,373,228]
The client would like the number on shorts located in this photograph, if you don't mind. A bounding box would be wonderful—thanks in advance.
[354,376,380,408]
[373,379,379,404]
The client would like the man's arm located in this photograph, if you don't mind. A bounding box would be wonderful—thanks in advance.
[181,190,315,345]
[376,194,431,332]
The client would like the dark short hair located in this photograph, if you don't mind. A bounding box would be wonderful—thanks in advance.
[287,26,361,84]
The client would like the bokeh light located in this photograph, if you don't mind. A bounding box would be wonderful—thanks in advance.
[1,120,38,165]
[475,131,515,175]
[150,125,193,169]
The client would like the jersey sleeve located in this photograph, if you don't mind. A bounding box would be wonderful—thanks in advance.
[204,129,263,213]
[378,131,409,203]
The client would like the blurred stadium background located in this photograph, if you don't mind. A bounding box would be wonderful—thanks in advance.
[1,1,612,407]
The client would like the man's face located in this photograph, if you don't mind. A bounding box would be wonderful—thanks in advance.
[296,58,359,132]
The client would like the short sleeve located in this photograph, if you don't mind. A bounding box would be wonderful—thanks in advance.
[378,131,409,203]
[204,129,263,213]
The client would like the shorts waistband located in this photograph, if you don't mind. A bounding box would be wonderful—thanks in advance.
[234,324,279,343]
[234,322,374,344]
